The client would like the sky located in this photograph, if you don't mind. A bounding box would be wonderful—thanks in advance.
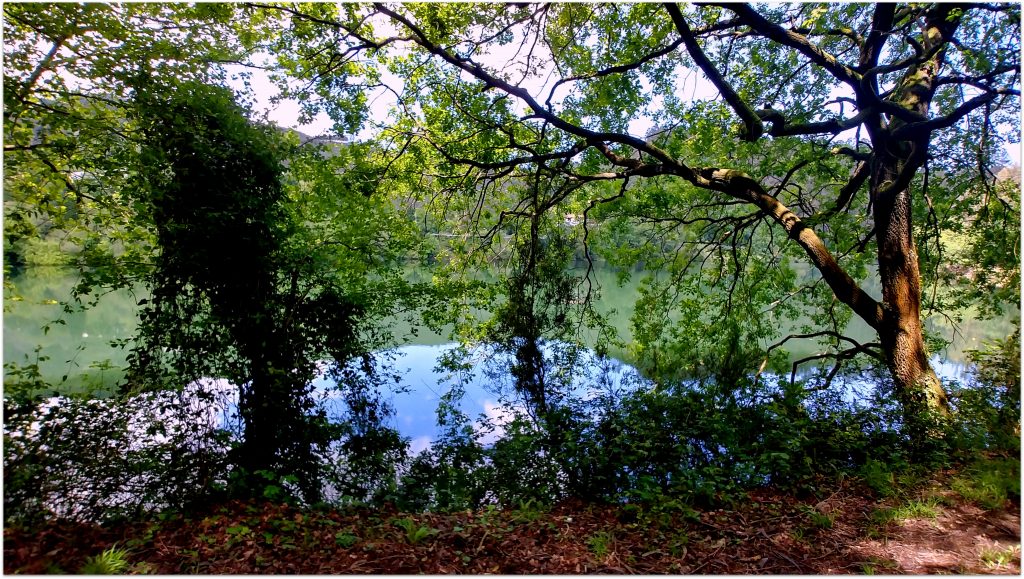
[231,26,1021,168]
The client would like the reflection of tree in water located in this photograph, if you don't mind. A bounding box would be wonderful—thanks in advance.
[486,178,584,431]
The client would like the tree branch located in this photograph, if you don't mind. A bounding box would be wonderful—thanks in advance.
[375,2,696,181]
[665,3,763,141]
[716,3,861,88]
[891,89,1020,139]
[688,168,884,330]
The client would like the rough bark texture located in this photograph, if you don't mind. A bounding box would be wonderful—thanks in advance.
[865,4,962,418]
[872,155,949,417]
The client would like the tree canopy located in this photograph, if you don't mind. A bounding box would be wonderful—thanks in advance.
[3,2,1020,512]
[244,2,1020,420]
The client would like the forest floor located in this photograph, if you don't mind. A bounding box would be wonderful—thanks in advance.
[4,460,1020,575]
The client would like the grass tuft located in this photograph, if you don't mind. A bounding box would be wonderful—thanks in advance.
[79,544,131,575]
[979,544,1020,568]
[951,457,1020,510]
[870,497,941,528]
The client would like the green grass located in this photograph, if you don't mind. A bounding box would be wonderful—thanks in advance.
[79,545,132,574]
[587,530,615,559]
[951,457,1020,510]
[870,497,942,528]
[980,544,1020,568]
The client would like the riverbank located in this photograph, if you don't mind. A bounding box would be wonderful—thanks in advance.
[5,455,1018,574]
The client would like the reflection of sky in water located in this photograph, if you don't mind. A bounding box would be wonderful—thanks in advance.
[272,346,981,453]
[311,343,646,454]
[27,343,986,463]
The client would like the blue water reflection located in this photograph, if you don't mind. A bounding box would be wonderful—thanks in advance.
[311,343,646,453]
[307,345,978,453]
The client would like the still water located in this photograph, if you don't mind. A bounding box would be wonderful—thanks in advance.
[4,267,1018,446]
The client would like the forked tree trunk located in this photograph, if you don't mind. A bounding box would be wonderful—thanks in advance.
[866,4,962,423]
[872,156,950,419]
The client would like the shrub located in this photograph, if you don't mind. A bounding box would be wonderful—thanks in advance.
[3,383,233,524]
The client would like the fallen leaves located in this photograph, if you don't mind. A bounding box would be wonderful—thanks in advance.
[4,470,1020,575]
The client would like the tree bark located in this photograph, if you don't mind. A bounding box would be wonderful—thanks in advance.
[863,4,963,420]
[872,154,950,417]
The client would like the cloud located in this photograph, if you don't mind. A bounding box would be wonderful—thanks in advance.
[473,400,524,445]
[409,436,432,454]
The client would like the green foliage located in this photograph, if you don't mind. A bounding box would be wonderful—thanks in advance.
[3,391,230,524]
[79,545,131,575]
[393,367,926,511]
[4,2,1021,526]
[950,456,1020,510]
[948,330,1022,453]
[391,516,437,544]
[334,532,358,548]
[587,530,615,559]
[801,505,836,529]
[126,82,405,504]
[980,544,1021,568]
[870,498,941,527]
[3,3,244,300]
[858,459,900,498]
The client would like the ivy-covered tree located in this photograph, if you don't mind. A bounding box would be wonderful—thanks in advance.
[3,3,244,291]
[129,81,416,502]
[4,3,419,503]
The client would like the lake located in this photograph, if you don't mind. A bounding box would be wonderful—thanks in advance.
[3,266,1018,447]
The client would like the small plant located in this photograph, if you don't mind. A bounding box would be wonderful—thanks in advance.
[668,530,689,557]
[392,517,437,544]
[587,530,615,559]
[980,544,1020,568]
[225,524,253,538]
[79,545,131,575]
[509,498,547,524]
[802,505,836,529]
[334,532,358,548]
[894,498,941,520]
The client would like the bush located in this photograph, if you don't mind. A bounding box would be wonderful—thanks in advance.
[949,329,1021,454]
[393,366,921,511]
[3,383,233,524]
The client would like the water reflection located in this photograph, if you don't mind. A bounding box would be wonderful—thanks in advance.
[315,342,645,452]
[4,268,1016,401]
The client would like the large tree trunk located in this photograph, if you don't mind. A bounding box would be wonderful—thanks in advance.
[872,154,950,418]
[864,4,963,421]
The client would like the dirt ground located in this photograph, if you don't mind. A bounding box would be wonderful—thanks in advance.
[4,470,1020,574]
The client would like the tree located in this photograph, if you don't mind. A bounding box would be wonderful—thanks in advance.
[247,3,1020,433]
[3,2,244,294]
[4,4,419,503]
[129,80,424,502]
